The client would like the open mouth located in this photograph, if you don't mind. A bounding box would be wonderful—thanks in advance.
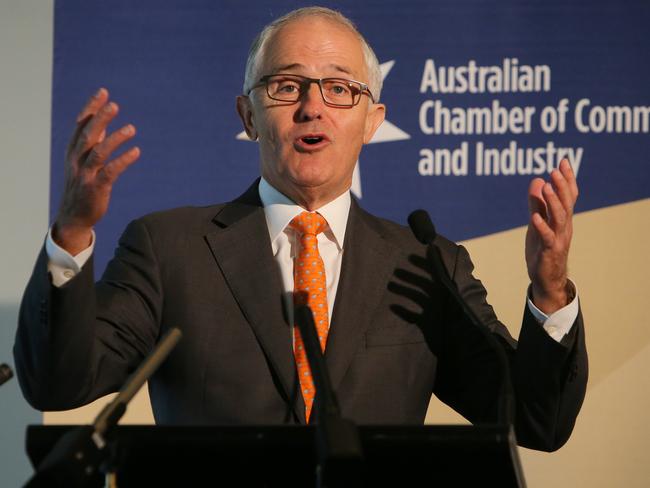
[295,134,329,151]
[301,136,324,145]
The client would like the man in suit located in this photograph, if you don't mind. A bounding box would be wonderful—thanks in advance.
[14,7,586,451]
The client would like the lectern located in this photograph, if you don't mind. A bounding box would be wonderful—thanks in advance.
[26,424,525,487]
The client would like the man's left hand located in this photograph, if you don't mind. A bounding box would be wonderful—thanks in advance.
[526,158,579,314]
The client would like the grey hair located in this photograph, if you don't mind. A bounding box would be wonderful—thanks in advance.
[243,6,383,102]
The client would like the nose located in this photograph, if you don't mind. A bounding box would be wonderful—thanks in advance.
[295,82,324,121]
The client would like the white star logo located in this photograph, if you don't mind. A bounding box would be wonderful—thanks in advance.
[236,60,410,198]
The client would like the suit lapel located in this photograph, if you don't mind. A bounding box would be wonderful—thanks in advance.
[325,200,401,393]
[204,182,304,422]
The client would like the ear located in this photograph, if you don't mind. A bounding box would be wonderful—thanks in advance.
[362,103,386,144]
[236,95,258,141]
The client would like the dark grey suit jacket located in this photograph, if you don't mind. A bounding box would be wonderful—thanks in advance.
[14,182,587,451]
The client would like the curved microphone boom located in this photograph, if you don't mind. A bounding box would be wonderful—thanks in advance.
[294,305,363,487]
[25,327,183,487]
[408,209,515,428]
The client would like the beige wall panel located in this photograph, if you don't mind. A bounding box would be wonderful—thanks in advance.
[458,198,649,389]
[521,343,650,487]
[447,198,650,486]
[44,387,154,425]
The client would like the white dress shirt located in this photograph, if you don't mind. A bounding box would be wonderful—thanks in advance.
[258,177,349,325]
[46,178,578,342]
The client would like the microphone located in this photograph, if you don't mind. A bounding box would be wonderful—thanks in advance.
[294,305,362,485]
[408,209,436,245]
[294,305,340,419]
[25,327,182,487]
[408,209,515,427]
[93,327,182,439]
[0,363,13,387]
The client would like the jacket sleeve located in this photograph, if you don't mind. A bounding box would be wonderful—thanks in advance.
[13,218,163,411]
[433,242,588,451]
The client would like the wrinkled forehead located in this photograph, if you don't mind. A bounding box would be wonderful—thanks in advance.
[260,17,368,81]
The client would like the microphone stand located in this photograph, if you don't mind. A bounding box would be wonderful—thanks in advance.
[24,327,182,488]
[408,210,515,428]
[294,305,363,488]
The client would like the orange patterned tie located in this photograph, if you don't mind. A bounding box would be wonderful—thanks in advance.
[290,211,329,422]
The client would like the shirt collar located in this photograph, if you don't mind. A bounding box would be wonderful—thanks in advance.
[258,177,350,252]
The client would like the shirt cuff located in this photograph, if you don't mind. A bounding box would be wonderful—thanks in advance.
[526,281,579,343]
[45,227,95,287]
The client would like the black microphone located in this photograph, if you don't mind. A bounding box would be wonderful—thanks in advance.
[408,209,436,245]
[294,305,362,486]
[408,209,515,427]
[93,327,182,438]
[294,305,341,419]
[0,363,13,387]
[25,327,183,487]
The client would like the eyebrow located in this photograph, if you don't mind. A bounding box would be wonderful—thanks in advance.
[272,63,356,77]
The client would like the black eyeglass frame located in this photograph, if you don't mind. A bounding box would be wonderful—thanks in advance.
[247,73,376,107]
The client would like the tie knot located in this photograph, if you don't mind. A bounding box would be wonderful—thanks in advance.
[289,211,328,236]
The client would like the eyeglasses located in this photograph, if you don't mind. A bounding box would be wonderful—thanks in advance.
[247,73,375,107]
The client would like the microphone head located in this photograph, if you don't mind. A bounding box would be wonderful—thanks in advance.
[408,210,437,245]
[0,363,13,386]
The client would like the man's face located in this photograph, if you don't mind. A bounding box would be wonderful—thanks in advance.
[237,17,385,208]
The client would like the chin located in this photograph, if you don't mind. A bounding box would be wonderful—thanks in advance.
[289,174,331,191]
[288,162,333,186]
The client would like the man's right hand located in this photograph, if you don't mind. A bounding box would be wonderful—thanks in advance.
[53,88,140,255]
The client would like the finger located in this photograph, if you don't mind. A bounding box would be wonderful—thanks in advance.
[76,88,109,124]
[559,158,579,202]
[66,119,89,159]
[97,146,141,185]
[531,212,555,248]
[69,128,107,158]
[527,178,548,220]
[84,124,136,171]
[72,101,120,158]
[550,167,574,217]
[68,89,110,158]
[543,182,567,230]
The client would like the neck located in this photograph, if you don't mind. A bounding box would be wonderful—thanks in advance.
[292,190,338,211]
[263,177,350,211]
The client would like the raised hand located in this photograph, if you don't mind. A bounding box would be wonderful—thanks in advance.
[53,88,140,255]
[525,159,579,314]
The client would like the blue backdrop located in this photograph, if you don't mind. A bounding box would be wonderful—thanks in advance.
[51,0,650,274]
